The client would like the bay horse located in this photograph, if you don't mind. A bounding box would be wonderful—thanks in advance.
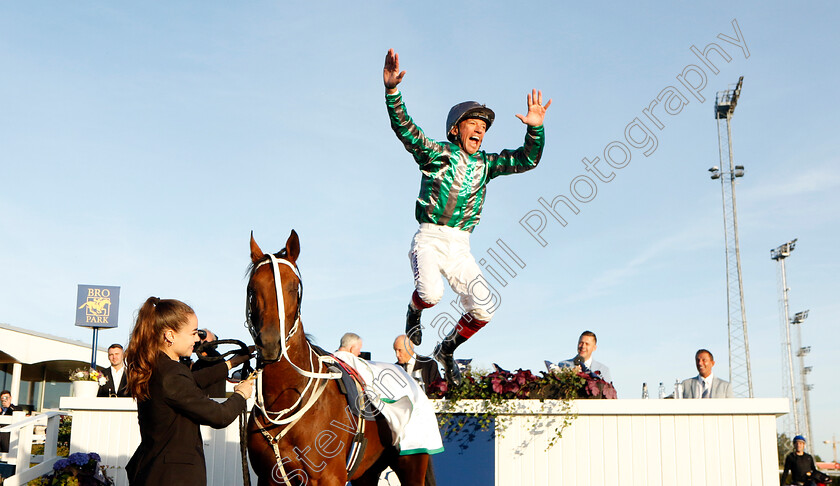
[246,230,429,486]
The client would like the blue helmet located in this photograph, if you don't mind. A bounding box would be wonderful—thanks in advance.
[446,101,495,143]
[793,435,806,443]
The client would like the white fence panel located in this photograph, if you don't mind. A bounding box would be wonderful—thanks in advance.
[49,397,788,486]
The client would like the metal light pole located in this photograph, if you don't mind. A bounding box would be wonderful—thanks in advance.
[709,75,753,397]
[825,435,838,464]
[792,309,814,450]
[772,239,800,437]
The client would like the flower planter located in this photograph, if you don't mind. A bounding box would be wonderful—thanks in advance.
[72,380,100,398]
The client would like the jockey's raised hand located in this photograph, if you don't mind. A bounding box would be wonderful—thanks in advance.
[515,89,552,127]
[384,48,406,95]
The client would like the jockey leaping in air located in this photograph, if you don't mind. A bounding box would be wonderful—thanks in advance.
[383,48,551,386]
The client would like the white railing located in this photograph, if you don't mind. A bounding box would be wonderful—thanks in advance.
[0,411,65,486]
[60,397,252,486]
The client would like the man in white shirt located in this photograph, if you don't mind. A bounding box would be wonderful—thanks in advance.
[680,349,733,398]
[97,344,129,397]
[553,330,612,383]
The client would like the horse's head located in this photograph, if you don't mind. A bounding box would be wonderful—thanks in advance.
[247,230,302,362]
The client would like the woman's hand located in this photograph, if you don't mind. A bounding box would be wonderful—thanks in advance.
[226,346,256,370]
[234,378,254,399]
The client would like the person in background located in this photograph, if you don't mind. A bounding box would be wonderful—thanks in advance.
[553,330,612,383]
[124,297,253,486]
[336,332,363,357]
[0,389,22,453]
[0,390,18,416]
[393,336,441,486]
[190,329,226,398]
[680,349,733,398]
[781,435,820,486]
[393,334,442,396]
[98,343,130,397]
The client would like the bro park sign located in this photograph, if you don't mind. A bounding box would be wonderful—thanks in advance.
[75,284,120,328]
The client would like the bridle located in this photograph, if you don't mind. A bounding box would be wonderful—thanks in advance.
[245,251,354,484]
[245,252,341,425]
[245,250,369,484]
[245,249,303,363]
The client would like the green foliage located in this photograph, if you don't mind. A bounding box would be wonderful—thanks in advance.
[428,367,607,401]
[27,416,74,485]
[27,452,113,486]
[32,415,72,457]
[779,432,792,467]
[430,367,610,450]
[57,415,71,456]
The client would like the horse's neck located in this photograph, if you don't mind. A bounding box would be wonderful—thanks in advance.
[284,322,312,367]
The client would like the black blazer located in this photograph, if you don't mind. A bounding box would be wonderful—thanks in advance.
[0,404,20,416]
[97,366,130,397]
[398,358,442,396]
[126,352,246,486]
[0,404,21,453]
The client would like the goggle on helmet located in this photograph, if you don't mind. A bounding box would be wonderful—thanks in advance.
[446,101,495,143]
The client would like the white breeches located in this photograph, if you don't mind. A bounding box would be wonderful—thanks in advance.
[409,223,495,322]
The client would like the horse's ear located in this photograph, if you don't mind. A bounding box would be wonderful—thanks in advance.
[285,229,300,264]
[250,231,265,263]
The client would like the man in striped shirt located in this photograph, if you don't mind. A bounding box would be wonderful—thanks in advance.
[384,48,551,386]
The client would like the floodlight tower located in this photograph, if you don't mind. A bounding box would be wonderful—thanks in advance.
[825,435,838,464]
[792,309,814,450]
[708,75,753,397]
[771,239,800,437]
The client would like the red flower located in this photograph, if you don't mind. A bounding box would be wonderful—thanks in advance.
[427,379,448,397]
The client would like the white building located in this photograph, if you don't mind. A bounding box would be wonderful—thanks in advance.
[0,323,108,411]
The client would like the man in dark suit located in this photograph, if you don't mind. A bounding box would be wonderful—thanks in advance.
[1,389,22,453]
[190,329,227,398]
[394,334,442,396]
[98,344,130,397]
[0,390,17,415]
[393,335,440,486]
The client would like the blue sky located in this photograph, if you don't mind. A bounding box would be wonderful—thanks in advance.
[2,2,839,459]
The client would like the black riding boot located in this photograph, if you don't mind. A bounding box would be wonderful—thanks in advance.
[406,304,423,345]
[433,330,468,387]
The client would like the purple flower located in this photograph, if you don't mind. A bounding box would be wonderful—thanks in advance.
[70,452,89,466]
[53,458,70,470]
[89,452,101,462]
